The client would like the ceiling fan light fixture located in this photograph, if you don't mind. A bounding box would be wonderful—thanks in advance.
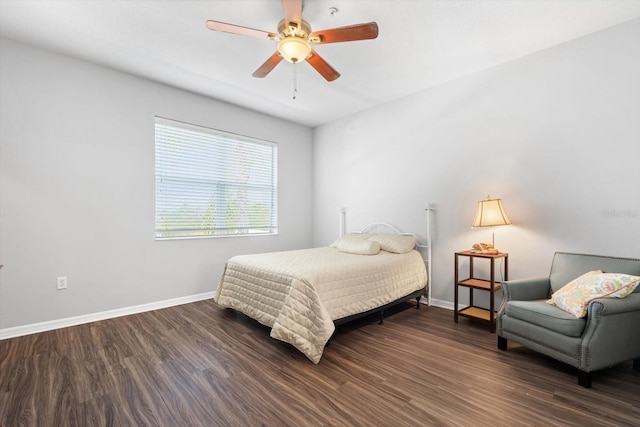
[277,37,311,63]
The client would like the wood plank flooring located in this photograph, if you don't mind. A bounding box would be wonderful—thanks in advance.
[1,300,639,426]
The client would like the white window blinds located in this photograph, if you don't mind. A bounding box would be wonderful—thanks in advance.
[155,117,278,239]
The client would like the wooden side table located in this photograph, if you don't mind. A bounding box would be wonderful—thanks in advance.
[454,250,509,333]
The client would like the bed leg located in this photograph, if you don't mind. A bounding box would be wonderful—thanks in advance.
[415,296,421,309]
[379,309,384,325]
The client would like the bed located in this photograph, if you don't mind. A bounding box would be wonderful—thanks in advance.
[214,212,432,363]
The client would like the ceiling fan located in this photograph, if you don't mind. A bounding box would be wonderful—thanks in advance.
[205,0,379,82]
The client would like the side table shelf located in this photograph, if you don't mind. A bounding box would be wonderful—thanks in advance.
[454,250,509,333]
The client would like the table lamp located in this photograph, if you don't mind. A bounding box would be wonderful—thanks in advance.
[471,195,512,253]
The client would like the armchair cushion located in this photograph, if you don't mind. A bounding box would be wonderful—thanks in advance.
[505,300,586,337]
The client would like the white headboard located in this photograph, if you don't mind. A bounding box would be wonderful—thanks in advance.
[359,222,408,235]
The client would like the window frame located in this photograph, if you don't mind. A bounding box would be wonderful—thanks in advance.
[154,116,278,240]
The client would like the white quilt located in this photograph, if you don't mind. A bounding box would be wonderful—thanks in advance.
[214,247,427,363]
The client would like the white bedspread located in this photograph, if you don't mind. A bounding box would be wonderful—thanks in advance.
[214,247,427,363]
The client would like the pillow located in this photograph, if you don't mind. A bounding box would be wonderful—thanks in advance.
[330,233,370,247]
[368,233,417,254]
[547,271,640,318]
[545,270,602,306]
[331,234,380,255]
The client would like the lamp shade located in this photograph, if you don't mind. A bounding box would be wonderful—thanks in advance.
[472,196,512,228]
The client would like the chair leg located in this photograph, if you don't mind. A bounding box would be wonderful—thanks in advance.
[633,358,640,372]
[497,336,507,351]
[578,371,592,388]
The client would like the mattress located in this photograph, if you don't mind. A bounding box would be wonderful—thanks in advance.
[214,246,428,363]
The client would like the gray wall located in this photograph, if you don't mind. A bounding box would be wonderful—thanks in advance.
[312,19,640,307]
[0,38,313,330]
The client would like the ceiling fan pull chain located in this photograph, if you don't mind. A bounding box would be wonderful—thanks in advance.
[293,64,298,100]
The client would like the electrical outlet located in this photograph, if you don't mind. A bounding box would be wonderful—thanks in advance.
[56,276,68,290]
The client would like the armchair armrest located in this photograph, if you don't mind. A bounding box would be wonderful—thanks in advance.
[588,293,640,316]
[581,293,640,372]
[502,277,550,302]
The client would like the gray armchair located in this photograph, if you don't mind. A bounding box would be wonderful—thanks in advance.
[497,252,640,387]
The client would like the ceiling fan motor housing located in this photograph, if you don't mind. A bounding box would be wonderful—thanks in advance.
[277,19,313,63]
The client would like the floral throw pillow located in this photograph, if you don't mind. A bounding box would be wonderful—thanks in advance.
[547,271,640,318]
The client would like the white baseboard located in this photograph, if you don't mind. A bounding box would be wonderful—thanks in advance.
[0,291,215,340]
[424,298,454,311]
[2,293,452,340]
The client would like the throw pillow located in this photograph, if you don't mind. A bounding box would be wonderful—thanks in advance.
[368,234,417,254]
[331,234,380,255]
[548,272,640,318]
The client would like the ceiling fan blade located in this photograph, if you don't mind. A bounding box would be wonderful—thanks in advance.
[306,50,340,82]
[206,20,278,40]
[252,52,284,78]
[309,22,379,44]
[282,0,303,27]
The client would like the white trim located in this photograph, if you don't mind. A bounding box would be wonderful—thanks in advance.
[428,298,454,311]
[0,291,215,340]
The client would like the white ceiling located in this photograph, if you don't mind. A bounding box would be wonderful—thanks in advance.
[2,1,640,127]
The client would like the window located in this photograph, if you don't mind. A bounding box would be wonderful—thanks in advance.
[155,117,278,239]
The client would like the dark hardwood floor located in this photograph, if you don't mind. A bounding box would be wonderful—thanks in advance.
[1,300,639,426]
